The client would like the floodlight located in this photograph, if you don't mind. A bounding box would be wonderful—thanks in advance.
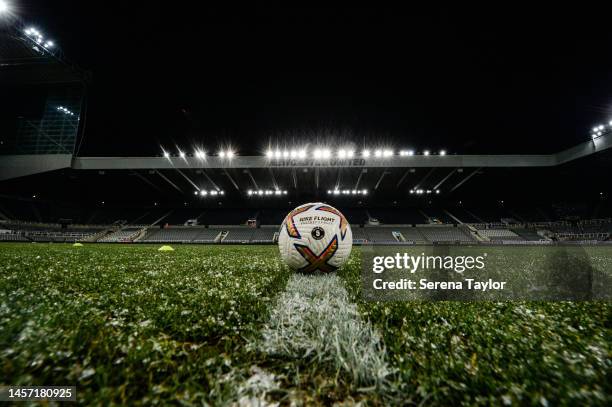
[210,191,218,196]
[346,150,354,158]
[266,150,274,158]
[290,150,297,158]
[298,149,307,159]
[0,1,8,14]
[194,191,198,195]
[275,150,282,158]
[282,150,289,158]
[226,151,234,158]
[609,121,612,126]
[283,191,288,194]
[374,149,382,157]
[362,149,371,158]
[436,190,440,194]
[333,190,340,195]
[327,190,332,194]
[410,190,414,194]
[275,190,282,195]
[439,150,446,156]
[200,190,207,196]
[248,190,253,195]
[218,151,226,158]
[338,149,346,158]
[179,151,185,159]
[313,149,322,159]
[322,149,331,158]
[423,150,430,156]
[163,151,170,158]
[383,150,393,157]
[43,41,54,48]
[351,190,357,194]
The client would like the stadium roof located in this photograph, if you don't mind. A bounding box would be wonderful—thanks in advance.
[0,17,87,85]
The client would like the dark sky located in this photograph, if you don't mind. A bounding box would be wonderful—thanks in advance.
[17,3,612,156]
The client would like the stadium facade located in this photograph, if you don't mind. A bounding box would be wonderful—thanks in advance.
[1,13,611,246]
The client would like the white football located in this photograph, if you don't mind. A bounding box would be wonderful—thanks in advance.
[278,203,353,273]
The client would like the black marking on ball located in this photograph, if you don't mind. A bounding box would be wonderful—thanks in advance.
[311,227,325,240]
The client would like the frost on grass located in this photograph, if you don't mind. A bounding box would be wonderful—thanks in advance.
[232,366,281,407]
[255,273,393,392]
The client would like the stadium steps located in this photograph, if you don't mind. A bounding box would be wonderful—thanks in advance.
[218,230,229,243]
[395,231,406,242]
[132,227,150,242]
[465,224,488,242]
[86,226,121,242]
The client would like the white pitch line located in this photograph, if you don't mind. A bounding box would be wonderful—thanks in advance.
[234,273,392,403]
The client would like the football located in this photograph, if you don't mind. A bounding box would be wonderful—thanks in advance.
[278,203,353,272]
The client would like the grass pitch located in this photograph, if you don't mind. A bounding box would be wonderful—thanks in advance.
[0,243,610,405]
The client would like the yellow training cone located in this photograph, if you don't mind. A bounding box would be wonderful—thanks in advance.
[73,242,84,247]
[158,245,174,251]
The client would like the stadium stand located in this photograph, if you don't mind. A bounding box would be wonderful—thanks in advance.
[0,233,29,242]
[142,227,203,242]
[395,227,427,243]
[0,220,106,242]
[99,227,142,242]
[251,227,278,243]
[190,228,221,243]
[512,228,547,241]
[363,227,398,243]
[351,227,369,242]
[421,208,455,224]
[223,227,255,243]
[418,226,474,243]
[476,228,524,241]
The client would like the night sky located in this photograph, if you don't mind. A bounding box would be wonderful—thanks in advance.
[9,3,612,156]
